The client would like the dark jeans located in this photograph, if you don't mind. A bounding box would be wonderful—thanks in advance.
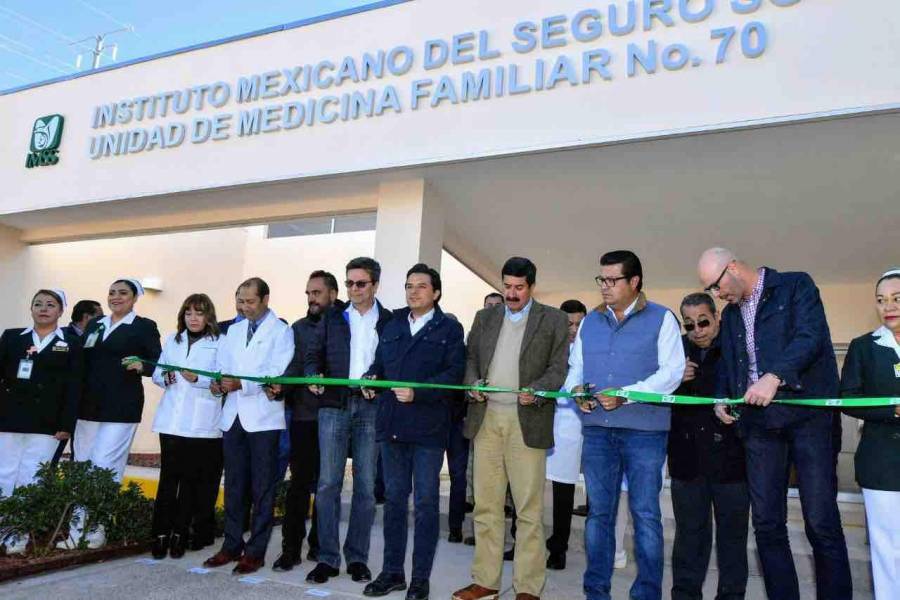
[275,406,293,482]
[547,481,575,555]
[741,413,852,600]
[281,419,319,554]
[670,476,749,600]
[222,417,280,559]
[446,418,469,531]
[316,398,377,568]
[381,441,444,580]
[152,433,223,542]
[582,427,667,600]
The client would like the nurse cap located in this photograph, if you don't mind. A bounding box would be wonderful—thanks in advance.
[115,278,145,297]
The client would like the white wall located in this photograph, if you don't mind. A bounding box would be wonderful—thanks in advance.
[19,226,494,451]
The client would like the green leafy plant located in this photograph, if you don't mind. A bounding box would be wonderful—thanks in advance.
[0,461,153,557]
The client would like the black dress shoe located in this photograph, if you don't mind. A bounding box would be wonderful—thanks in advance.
[151,535,169,560]
[503,547,514,561]
[272,551,300,572]
[546,552,566,570]
[348,561,372,582]
[572,504,589,517]
[306,562,340,583]
[463,536,475,546]
[306,546,319,562]
[448,528,463,543]
[406,578,429,600]
[169,534,186,559]
[363,572,406,597]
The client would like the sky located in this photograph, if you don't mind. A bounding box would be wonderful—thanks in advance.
[0,0,376,92]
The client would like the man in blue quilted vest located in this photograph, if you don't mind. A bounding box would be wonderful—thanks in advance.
[568,250,685,600]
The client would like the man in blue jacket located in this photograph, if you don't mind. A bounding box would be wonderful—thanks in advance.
[361,263,465,600]
[697,247,851,600]
[303,257,393,585]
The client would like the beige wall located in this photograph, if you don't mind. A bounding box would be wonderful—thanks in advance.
[18,226,493,452]
[539,283,881,345]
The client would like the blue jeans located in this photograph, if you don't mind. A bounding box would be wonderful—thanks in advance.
[222,417,280,559]
[381,441,444,580]
[316,398,377,568]
[741,412,851,600]
[275,407,293,482]
[582,427,667,600]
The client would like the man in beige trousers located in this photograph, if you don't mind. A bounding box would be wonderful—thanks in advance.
[452,257,569,600]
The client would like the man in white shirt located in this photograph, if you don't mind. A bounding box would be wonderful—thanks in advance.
[304,257,393,585]
[203,277,294,575]
[570,250,685,600]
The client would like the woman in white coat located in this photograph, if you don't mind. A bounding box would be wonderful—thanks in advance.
[150,293,223,559]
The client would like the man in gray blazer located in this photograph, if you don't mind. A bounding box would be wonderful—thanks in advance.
[453,257,569,600]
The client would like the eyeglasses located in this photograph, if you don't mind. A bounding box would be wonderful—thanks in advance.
[704,263,731,293]
[345,279,372,289]
[684,319,712,332]
[594,275,628,288]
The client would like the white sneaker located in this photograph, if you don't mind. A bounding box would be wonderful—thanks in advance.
[614,550,627,569]
[4,534,28,555]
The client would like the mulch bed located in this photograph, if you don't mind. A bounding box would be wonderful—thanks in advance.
[0,541,152,583]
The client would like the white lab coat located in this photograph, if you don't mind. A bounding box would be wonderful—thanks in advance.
[151,333,222,438]
[546,342,584,484]
[216,311,294,433]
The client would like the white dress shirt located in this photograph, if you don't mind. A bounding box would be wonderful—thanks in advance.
[21,327,66,353]
[564,297,685,395]
[98,311,137,341]
[408,308,435,337]
[347,302,380,379]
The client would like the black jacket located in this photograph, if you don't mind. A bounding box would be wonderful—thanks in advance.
[0,328,83,435]
[80,315,162,423]
[367,306,466,447]
[668,335,746,483]
[840,331,900,491]
[304,301,393,410]
[283,301,346,421]
[716,268,840,430]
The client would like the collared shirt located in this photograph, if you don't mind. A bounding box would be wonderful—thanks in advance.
[21,326,66,354]
[408,308,435,337]
[739,268,766,385]
[606,296,640,324]
[564,303,684,395]
[246,309,271,345]
[505,298,533,323]
[347,302,380,379]
[873,325,900,361]
[99,310,137,341]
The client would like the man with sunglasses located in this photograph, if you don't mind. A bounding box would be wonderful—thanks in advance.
[697,248,851,600]
[303,257,393,585]
[668,293,749,600]
[569,250,685,600]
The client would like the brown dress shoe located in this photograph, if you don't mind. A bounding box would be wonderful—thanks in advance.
[203,549,238,568]
[232,554,264,574]
[451,583,500,600]
[515,594,540,600]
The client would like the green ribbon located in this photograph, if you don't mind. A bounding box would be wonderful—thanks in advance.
[126,357,900,408]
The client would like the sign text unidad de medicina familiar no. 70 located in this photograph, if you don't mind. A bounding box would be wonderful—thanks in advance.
[87,0,802,161]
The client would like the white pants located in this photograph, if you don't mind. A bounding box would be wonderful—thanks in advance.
[863,488,900,600]
[0,432,58,497]
[73,420,137,483]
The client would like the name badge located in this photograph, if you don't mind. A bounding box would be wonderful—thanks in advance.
[894,363,900,378]
[84,331,100,348]
[17,359,33,380]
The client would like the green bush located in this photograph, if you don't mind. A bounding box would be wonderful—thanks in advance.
[0,461,153,557]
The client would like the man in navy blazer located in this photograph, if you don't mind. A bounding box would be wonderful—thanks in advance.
[697,248,851,600]
[361,263,465,600]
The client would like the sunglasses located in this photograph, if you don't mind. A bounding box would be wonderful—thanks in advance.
[684,319,712,332]
[345,279,372,289]
[704,263,731,293]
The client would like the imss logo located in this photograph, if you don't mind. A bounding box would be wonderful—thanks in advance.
[25,114,65,168]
